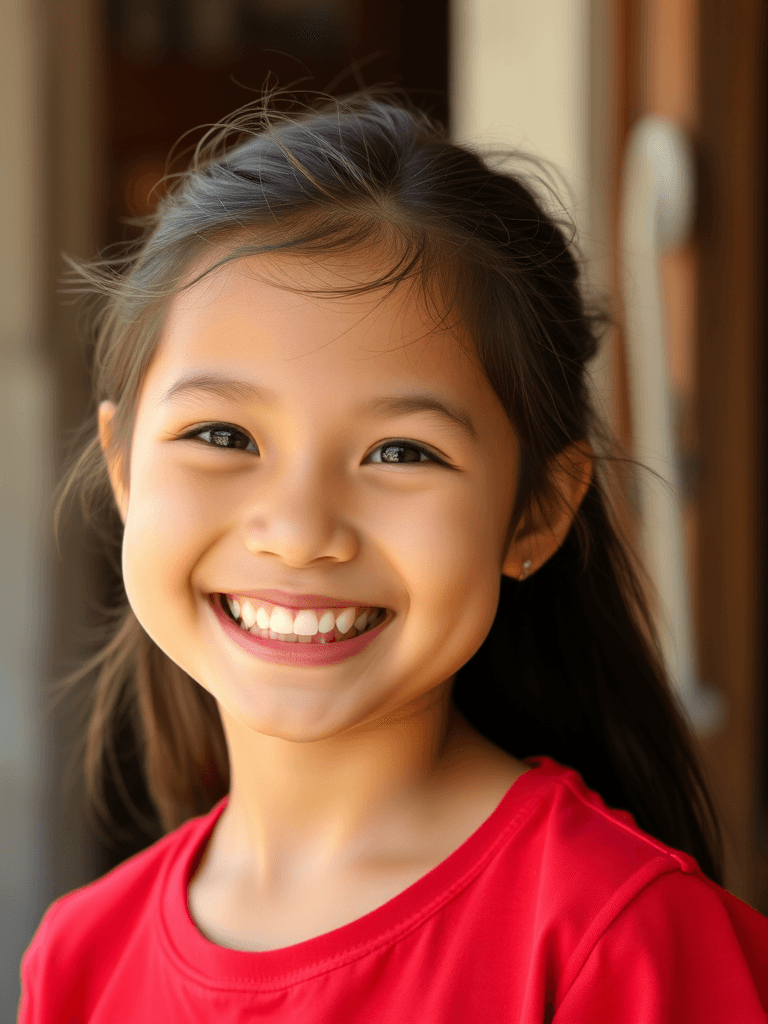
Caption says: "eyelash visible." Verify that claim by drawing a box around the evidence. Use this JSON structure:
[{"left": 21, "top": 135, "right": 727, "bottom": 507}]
[{"left": 177, "top": 422, "right": 448, "bottom": 467}]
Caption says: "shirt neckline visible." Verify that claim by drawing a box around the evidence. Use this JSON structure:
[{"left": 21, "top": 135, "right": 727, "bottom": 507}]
[{"left": 159, "top": 754, "right": 565, "bottom": 989}]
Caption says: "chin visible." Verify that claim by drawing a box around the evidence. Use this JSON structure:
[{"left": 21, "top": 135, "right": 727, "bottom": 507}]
[{"left": 219, "top": 689, "right": 371, "bottom": 744}]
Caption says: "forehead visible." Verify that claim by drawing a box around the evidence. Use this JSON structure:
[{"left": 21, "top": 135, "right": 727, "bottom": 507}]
[
  {"left": 141, "top": 250, "right": 512, "bottom": 442},
  {"left": 161, "top": 249, "right": 462, "bottom": 357}
]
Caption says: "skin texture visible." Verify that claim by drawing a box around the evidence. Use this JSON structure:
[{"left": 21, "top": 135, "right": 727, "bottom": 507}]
[{"left": 99, "top": 250, "right": 593, "bottom": 950}]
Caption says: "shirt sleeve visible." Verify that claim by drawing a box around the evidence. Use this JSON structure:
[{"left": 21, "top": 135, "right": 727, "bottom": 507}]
[
  {"left": 17, "top": 901, "right": 63, "bottom": 1024},
  {"left": 17, "top": 921, "right": 44, "bottom": 1023},
  {"left": 553, "top": 868, "right": 768, "bottom": 1023}
]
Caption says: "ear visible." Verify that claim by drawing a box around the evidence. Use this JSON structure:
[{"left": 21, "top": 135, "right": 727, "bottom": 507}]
[
  {"left": 98, "top": 400, "right": 129, "bottom": 525},
  {"left": 502, "top": 440, "right": 593, "bottom": 580}
]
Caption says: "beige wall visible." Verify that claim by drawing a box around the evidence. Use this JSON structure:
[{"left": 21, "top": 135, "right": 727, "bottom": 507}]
[
  {"left": 451, "top": 0, "right": 589, "bottom": 198},
  {"left": 450, "top": 0, "right": 618, "bottom": 445}
]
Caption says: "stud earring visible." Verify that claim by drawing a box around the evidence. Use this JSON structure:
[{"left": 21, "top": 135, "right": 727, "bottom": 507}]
[{"left": 519, "top": 559, "right": 533, "bottom": 581}]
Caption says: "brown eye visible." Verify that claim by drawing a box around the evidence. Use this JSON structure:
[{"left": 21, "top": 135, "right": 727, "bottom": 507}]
[
  {"left": 183, "top": 423, "right": 257, "bottom": 452},
  {"left": 180, "top": 426, "right": 447, "bottom": 466},
  {"left": 368, "top": 441, "right": 444, "bottom": 465}
]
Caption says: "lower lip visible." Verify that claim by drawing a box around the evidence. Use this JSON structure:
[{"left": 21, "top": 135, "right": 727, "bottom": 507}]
[{"left": 208, "top": 594, "right": 393, "bottom": 666}]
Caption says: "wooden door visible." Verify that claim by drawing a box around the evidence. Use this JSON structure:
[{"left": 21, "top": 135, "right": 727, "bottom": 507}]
[{"left": 608, "top": 0, "right": 767, "bottom": 912}]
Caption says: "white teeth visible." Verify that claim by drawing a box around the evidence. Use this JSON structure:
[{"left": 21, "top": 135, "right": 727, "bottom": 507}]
[
  {"left": 317, "top": 610, "right": 336, "bottom": 633},
  {"left": 269, "top": 630, "right": 297, "bottom": 642},
  {"left": 354, "top": 610, "right": 369, "bottom": 631},
  {"left": 334, "top": 607, "right": 356, "bottom": 634},
  {"left": 239, "top": 600, "right": 257, "bottom": 629},
  {"left": 293, "top": 609, "right": 319, "bottom": 636},
  {"left": 225, "top": 595, "right": 384, "bottom": 642},
  {"left": 269, "top": 607, "right": 294, "bottom": 634}
]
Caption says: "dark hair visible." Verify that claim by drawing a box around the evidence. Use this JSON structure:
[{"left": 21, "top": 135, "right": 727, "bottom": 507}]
[{"left": 50, "top": 86, "right": 725, "bottom": 886}]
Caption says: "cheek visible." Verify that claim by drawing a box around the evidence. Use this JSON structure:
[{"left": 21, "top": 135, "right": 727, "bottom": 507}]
[
  {"left": 388, "top": 494, "right": 502, "bottom": 643},
  {"left": 120, "top": 466, "right": 219, "bottom": 620}
]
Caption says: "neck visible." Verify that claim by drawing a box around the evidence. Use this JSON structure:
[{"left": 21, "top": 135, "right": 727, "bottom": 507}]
[{"left": 213, "top": 682, "right": 470, "bottom": 892}]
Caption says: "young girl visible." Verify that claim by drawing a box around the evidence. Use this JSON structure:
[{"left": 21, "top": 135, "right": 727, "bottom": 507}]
[{"left": 19, "top": 88, "right": 768, "bottom": 1022}]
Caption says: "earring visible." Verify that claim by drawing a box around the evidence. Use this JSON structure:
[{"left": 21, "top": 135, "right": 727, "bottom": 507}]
[{"left": 519, "top": 559, "right": 533, "bottom": 581}]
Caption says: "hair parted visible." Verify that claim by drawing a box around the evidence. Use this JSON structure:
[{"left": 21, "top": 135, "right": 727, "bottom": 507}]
[{"left": 49, "top": 84, "right": 724, "bottom": 885}]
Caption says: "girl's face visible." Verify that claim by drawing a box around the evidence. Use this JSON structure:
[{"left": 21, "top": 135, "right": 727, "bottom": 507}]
[{"left": 100, "top": 251, "right": 523, "bottom": 741}]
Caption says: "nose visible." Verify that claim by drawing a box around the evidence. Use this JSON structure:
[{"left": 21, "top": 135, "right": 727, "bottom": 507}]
[{"left": 242, "top": 462, "right": 358, "bottom": 567}]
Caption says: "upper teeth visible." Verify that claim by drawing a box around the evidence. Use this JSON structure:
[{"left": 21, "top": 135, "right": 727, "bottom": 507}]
[{"left": 226, "top": 596, "right": 379, "bottom": 636}]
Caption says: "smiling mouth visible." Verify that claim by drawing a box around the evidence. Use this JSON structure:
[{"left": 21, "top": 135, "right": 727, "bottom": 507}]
[{"left": 216, "top": 593, "right": 389, "bottom": 643}]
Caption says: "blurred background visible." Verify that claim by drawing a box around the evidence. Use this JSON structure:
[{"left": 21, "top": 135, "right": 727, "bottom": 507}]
[{"left": 1, "top": 0, "right": 765, "bottom": 1014}]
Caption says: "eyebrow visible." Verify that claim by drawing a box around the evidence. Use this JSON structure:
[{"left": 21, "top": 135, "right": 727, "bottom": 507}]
[{"left": 160, "top": 371, "right": 478, "bottom": 443}]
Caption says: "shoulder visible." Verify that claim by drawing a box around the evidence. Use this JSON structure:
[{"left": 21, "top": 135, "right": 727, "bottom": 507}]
[
  {"left": 514, "top": 760, "right": 768, "bottom": 1018},
  {"left": 512, "top": 756, "right": 704, "bottom": 897},
  {"left": 551, "top": 868, "right": 768, "bottom": 1019},
  {"left": 504, "top": 756, "right": 765, "bottom": 952},
  {"left": 21, "top": 802, "right": 221, "bottom": 977}
]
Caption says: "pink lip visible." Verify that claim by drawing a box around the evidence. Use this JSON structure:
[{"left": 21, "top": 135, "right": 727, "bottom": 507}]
[
  {"left": 209, "top": 593, "right": 392, "bottom": 666},
  {"left": 218, "top": 589, "right": 385, "bottom": 610}
]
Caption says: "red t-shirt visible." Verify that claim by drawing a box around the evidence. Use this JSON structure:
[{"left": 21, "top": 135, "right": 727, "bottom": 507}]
[{"left": 18, "top": 755, "right": 768, "bottom": 1022}]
